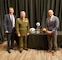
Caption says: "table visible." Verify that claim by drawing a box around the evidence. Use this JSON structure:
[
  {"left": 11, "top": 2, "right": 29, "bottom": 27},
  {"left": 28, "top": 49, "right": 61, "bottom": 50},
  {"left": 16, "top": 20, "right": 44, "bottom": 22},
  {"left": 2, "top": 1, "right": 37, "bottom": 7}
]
[{"left": 27, "top": 31, "right": 62, "bottom": 50}]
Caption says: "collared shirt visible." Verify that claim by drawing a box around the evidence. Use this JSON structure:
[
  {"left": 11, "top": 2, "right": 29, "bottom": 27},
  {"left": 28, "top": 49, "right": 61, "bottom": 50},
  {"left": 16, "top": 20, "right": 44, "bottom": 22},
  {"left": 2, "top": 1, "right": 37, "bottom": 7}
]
[
  {"left": 10, "top": 14, "right": 15, "bottom": 28},
  {"left": 50, "top": 15, "right": 54, "bottom": 21}
]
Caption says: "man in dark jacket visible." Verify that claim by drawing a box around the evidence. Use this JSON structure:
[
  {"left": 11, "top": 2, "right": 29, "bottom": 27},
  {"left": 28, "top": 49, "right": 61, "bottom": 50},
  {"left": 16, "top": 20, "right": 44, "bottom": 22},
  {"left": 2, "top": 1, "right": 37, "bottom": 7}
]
[{"left": 4, "top": 7, "right": 18, "bottom": 53}]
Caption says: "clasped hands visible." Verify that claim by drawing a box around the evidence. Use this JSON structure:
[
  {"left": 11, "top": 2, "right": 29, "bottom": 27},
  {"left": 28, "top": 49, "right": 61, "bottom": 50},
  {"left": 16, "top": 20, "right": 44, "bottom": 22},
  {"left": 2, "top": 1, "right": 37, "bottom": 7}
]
[{"left": 47, "top": 31, "right": 52, "bottom": 35}]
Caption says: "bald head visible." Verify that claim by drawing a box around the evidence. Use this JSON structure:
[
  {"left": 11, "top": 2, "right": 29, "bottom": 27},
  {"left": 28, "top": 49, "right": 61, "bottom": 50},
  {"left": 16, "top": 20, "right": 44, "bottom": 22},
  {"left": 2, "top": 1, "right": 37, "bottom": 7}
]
[
  {"left": 20, "top": 11, "right": 26, "bottom": 18},
  {"left": 48, "top": 10, "right": 54, "bottom": 16}
]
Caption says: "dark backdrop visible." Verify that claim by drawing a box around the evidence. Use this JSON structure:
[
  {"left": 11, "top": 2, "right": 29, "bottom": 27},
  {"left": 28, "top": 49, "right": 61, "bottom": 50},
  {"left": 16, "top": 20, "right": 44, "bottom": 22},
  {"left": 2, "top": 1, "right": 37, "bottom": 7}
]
[{"left": 0, "top": 0, "right": 62, "bottom": 40}]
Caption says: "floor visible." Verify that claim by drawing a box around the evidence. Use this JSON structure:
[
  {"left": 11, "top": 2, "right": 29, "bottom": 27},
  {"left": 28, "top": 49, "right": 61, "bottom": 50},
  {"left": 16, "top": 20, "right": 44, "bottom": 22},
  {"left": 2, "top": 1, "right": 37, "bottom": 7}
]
[{"left": 0, "top": 41, "right": 62, "bottom": 60}]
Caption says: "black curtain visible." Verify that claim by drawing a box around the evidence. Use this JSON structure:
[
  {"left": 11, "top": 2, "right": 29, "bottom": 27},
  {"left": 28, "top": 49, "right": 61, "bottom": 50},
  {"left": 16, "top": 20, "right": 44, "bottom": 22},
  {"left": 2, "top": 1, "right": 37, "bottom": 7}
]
[{"left": 0, "top": 0, "right": 62, "bottom": 40}]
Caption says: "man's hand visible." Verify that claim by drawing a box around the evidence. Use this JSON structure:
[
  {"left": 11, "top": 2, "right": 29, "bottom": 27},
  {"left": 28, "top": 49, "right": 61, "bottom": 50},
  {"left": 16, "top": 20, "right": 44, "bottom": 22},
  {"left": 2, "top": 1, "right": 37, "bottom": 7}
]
[
  {"left": 47, "top": 31, "right": 52, "bottom": 35},
  {"left": 5, "top": 31, "right": 9, "bottom": 33},
  {"left": 18, "top": 34, "right": 21, "bottom": 37},
  {"left": 27, "top": 33, "right": 29, "bottom": 36}
]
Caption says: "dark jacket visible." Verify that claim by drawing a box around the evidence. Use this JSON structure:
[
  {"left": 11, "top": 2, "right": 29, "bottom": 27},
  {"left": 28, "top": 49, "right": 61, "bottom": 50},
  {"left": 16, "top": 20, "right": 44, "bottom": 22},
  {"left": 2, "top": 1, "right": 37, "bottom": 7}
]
[{"left": 4, "top": 14, "right": 16, "bottom": 33}]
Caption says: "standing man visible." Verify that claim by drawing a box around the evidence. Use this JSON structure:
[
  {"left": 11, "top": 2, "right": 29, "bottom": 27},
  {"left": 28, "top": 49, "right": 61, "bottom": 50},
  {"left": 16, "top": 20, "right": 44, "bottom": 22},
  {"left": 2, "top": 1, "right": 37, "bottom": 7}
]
[
  {"left": 45, "top": 10, "right": 59, "bottom": 55},
  {"left": 4, "top": 7, "right": 18, "bottom": 53},
  {"left": 16, "top": 11, "right": 30, "bottom": 53}
]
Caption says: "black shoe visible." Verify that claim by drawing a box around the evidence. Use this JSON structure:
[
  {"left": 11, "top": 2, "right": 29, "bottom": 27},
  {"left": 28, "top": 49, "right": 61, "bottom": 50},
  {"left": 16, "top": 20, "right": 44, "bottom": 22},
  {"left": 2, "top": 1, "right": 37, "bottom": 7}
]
[
  {"left": 10, "top": 47, "right": 16, "bottom": 50},
  {"left": 20, "top": 51, "right": 22, "bottom": 53},
  {"left": 7, "top": 50, "right": 11, "bottom": 53}
]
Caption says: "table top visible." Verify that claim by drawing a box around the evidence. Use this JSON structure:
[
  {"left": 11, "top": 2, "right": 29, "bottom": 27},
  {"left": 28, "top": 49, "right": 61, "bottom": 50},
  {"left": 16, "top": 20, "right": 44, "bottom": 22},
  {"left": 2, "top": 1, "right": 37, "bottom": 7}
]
[
  {"left": 29, "top": 31, "right": 47, "bottom": 35},
  {"left": 29, "top": 31, "right": 62, "bottom": 35}
]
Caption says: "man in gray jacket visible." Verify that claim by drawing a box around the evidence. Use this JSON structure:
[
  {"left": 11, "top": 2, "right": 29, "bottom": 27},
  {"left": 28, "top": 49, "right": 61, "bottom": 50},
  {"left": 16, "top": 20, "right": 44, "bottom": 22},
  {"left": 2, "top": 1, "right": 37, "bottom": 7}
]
[{"left": 45, "top": 10, "right": 59, "bottom": 55}]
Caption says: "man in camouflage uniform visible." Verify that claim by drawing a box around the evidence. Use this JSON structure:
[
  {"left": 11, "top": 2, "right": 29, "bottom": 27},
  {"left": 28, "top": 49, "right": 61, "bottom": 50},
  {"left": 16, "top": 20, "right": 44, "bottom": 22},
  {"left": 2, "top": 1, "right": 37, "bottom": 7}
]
[{"left": 16, "top": 11, "right": 30, "bottom": 52}]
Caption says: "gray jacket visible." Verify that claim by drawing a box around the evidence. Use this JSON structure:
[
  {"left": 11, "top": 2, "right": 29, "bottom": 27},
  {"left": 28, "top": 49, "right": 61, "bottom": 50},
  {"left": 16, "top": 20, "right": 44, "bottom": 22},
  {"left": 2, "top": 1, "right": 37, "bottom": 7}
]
[{"left": 46, "top": 15, "right": 59, "bottom": 35}]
